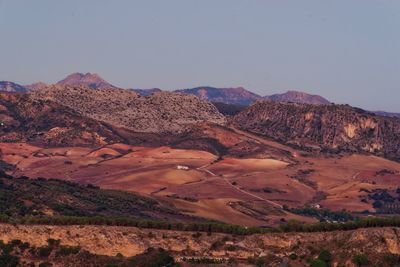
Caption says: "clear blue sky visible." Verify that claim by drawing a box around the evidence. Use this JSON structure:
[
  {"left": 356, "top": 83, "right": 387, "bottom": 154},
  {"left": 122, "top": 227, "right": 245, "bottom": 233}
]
[{"left": 0, "top": 0, "right": 399, "bottom": 111}]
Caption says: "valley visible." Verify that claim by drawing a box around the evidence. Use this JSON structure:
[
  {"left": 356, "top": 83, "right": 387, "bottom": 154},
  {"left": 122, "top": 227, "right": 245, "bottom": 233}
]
[{"left": 2, "top": 121, "right": 400, "bottom": 228}]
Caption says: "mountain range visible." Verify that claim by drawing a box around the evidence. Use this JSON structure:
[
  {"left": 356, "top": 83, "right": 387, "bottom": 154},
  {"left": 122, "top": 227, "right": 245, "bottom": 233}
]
[
  {"left": 1, "top": 71, "right": 398, "bottom": 118},
  {"left": 0, "top": 73, "right": 333, "bottom": 106}
]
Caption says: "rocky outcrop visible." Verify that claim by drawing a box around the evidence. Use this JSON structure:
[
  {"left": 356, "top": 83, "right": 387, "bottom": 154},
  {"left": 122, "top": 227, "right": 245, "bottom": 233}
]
[
  {"left": 233, "top": 101, "right": 400, "bottom": 161},
  {"left": 1, "top": 224, "right": 400, "bottom": 266},
  {"left": 32, "top": 85, "right": 226, "bottom": 133}
]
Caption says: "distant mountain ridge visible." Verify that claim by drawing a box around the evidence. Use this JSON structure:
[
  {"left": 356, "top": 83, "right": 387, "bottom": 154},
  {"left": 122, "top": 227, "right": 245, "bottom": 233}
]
[
  {"left": 0, "top": 81, "right": 28, "bottom": 93},
  {"left": 264, "top": 90, "right": 331, "bottom": 105},
  {"left": 174, "top": 86, "right": 261, "bottom": 105},
  {"left": 130, "top": 88, "right": 162, "bottom": 96},
  {"left": 56, "top": 72, "right": 117, "bottom": 89},
  {"left": 373, "top": 111, "right": 400, "bottom": 119},
  {"left": 24, "top": 82, "right": 48, "bottom": 91}
]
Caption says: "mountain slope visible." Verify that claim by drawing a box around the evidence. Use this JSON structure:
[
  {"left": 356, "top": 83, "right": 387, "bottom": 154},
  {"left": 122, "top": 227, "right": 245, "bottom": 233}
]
[
  {"left": 233, "top": 101, "right": 400, "bottom": 161},
  {"left": 175, "top": 86, "right": 261, "bottom": 105},
  {"left": 0, "top": 81, "right": 28, "bottom": 93},
  {"left": 57, "top": 72, "right": 117, "bottom": 89},
  {"left": 32, "top": 85, "right": 226, "bottom": 133},
  {"left": 0, "top": 92, "right": 126, "bottom": 146},
  {"left": 264, "top": 90, "right": 331, "bottom": 105},
  {"left": 0, "top": 171, "right": 200, "bottom": 222}
]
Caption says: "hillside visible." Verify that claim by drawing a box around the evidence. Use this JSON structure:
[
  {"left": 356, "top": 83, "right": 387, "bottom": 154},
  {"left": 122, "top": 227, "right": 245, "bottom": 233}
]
[
  {"left": 0, "top": 170, "right": 200, "bottom": 222},
  {"left": 56, "top": 72, "right": 117, "bottom": 89},
  {"left": 233, "top": 101, "right": 400, "bottom": 161},
  {"left": 0, "top": 81, "right": 27, "bottom": 93},
  {"left": 32, "top": 85, "right": 226, "bottom": 133},
  {"left": 175, "top": 86, "right": 261, "bottom": 105},
  {"left": 0, "top": 92, "right": 126, "bottom": 147},
  {"left": 264, "top": 90, "right": 331, "bottom": 105}
]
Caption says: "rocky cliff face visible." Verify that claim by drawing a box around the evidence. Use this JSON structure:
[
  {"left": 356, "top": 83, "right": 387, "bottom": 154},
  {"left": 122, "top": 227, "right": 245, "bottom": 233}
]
[
  {"left": 32, "top": 85, "right": 226, "bottom": 133},
  {"left": 233, "top": 101, "right": 400, "bottom": 161},
  {"left": 1, "top": 225, "right": 400, "bottom": 266}
]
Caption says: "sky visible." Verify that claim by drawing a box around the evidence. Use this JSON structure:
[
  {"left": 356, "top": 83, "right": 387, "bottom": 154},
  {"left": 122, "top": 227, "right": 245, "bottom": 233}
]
[{"left": 0, "top": 0, "right": 399, "bottom": 112}]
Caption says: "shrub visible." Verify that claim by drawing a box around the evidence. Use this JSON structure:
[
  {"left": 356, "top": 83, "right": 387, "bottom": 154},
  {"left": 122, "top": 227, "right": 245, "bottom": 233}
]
[
  {"left": 38, "top": 246, "right": 52, "bottom": 257},
  {"left": 47, "top": 238, "right": 60, "bottom": 247},
  {"left": 310, "top": 259, "right": 327, "bottom": 267},
  {"left": 352, "top": 253, "right": 369, "bottom": 266},
  {"left": 0, "top": 253, "right": 19, "bottom": 267},
  {"left": 289, "top": 253, "right": 298, "bottom": 260},
  {"left": 318, "top": 249, "right": 332, "bottom": 263},
  {"left": 56, "top": 245, "right": 81, "bottom": 256}
]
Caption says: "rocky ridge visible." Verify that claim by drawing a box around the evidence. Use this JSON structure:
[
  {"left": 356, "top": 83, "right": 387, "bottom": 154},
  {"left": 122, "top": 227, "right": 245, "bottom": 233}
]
[
  {"left": 32, "top": 85, "right": 226, "bottom": 133},
  {"left": 233, "top": 101, "right": 400, "bottom": 161}
]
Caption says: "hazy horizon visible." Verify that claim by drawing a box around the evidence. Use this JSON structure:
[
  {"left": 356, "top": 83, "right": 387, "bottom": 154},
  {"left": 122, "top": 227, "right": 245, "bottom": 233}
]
[{"left": 1, "top": 0, "right": 399, "bottom": 112}]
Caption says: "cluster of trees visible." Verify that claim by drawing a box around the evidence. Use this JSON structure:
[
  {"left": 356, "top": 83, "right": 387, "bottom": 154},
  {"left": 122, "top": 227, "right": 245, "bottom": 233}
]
[
  {"left": 5, "top": 214, "right": 400, "bottom": 235},
  {"left": 181, "top": 257, "right": 226, "bottom": 264},
  {"left": 287, "top": 206, "right": 354, "bottom": 222},
  {"left": 0, "top": 215, "right": 270, "bottom": 235},
  {"left": 278, "top": 217, "right": 400, "bottom": 233}
]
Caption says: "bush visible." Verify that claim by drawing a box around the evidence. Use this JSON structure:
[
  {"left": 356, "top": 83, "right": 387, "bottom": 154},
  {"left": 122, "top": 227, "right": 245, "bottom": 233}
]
[
  {"left": 353, "top": 253, "right": 369, "bottom": 266},
  {"left": 318, "top": 249, "right": 332, "bottom": 263},
  {"left": 56, "top": 245, "right": 81, "bottom": 256},
  {"left": 310, "top": 259, "right": 326, "bottom": 267},
  {"left": 129, "top": 248, "right": 175, "bottom": 267},
  {"left": 47, "top": 238, "right": 60, "bottom": 247},
  {"left": 38, "top": 246, "right": 52, "bottom": 257},
  {"left": 289, "top": 253, "right": 298, "bottom": 260},
  {"left": 0, "top": 253, "right": 19, "bottom": 267}
]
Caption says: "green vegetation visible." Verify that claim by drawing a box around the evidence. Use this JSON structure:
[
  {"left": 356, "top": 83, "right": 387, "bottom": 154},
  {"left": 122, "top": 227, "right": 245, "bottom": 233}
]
[
  {"left": 310, "top": 259, "right": 326, "bottom": 267},
  {"left": 352, "top": 253, "right": 369, "bottom": 266},
  {"left": 5, "top": 171, "right": 400, "bottom": 236},
  {"left": 317, "top": 249, "right": 332, "bottom": 263},
  {"left": 0, "top": 170, "right": 183, "bottom": 221},
  {"left": 129, "top": 248, "right": 176, "bottom": 267},
  {"left": 247, "top": 256, "right": 267, "bottom": 267},
  {"left": 287, "top": 206, "right": 354, "bottom": 222},
  {"left": 0, "top": 238, "right": 177, "bottom": 267},
  {"left": 182, "top": 257, "right": 226, "bottom": 264}
]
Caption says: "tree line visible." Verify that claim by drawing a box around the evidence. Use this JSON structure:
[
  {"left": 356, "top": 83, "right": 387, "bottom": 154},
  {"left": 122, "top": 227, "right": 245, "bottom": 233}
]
[{"left": 3, "top": 214, "right": 400, "bottom": 235}]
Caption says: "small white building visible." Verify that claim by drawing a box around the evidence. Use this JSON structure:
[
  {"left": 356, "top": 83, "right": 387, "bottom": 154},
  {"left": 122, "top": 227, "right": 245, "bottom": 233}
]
[{"left": 177, "top": 165, "right": 189, "bottom": 170}]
